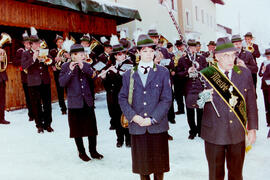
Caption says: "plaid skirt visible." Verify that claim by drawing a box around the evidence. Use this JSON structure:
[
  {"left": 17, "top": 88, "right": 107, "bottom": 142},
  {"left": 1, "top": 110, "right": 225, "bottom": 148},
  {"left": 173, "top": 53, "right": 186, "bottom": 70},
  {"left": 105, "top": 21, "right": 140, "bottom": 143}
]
[{"left": 131, "top": 131, "right": 169, "bottom": 175}]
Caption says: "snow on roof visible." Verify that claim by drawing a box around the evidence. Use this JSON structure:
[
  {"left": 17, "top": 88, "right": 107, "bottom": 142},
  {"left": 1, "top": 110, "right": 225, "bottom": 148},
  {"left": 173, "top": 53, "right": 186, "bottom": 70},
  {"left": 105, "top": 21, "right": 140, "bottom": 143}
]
[{"left": 90, "top": 0, "right": 137, "bottom": 11}]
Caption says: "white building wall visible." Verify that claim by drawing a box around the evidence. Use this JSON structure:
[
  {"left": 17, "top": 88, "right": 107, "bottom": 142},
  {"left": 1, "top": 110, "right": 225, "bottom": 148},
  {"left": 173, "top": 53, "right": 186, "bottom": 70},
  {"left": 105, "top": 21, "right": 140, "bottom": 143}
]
[
  {"left": 109, "top": 0, "right": 180, "bottom": 44},
  {"left": 181, "top": 0, "right": 218, "bottom": 51}
]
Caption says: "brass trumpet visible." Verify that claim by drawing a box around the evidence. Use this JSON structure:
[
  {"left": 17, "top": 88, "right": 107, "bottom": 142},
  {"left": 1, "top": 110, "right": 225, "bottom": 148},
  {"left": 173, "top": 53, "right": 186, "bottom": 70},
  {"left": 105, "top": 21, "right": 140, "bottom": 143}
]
[
  {"left": 246, "top": 44, "right": 254, "bottom": 53},
  {"left": 0, "top": 33, "right": 12, "bottom": 72},
  {"left": 37, "top": 41, "right": 53, "bottom": 66}
]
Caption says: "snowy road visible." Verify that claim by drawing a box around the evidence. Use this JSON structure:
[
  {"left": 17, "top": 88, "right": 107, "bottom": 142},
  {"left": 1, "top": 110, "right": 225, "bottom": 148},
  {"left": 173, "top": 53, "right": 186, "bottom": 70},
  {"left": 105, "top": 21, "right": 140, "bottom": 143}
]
[{"left": 0, "top": 82, "right": 269, "bottom": 180}]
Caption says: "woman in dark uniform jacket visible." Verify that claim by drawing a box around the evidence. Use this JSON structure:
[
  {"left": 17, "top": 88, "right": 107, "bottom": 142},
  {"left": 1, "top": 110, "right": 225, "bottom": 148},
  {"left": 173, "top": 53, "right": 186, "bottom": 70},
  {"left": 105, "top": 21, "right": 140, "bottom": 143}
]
[
  {"left": 119, "top": 34, "right": 172, "bottom": 180},
  {"left": 100, "top": 39, "right": 131, "bottom": 148},
  {"left": 59, "top": 44, "right": 103, "bottom": 162},
  {"left": 259, "top": 48, "right": 270, "bottom": 127}
]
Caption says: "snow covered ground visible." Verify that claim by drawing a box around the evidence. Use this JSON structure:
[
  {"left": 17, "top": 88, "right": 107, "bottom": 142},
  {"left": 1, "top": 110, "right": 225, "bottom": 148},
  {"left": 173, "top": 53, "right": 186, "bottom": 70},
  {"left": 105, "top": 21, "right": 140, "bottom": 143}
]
[{"left": 0, "top": 72, "right": 270, "bottom": 180}]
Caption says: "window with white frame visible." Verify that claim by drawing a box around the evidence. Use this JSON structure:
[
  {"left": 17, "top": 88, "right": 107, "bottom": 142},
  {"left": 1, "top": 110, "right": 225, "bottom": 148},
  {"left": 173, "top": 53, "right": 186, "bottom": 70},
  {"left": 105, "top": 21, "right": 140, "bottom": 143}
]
[
  {"left": 201, "top": 9, "right": 204, "bottom": 24},
  {"left": 195, "top": 6, "right": 199, "bottom": 21},
  {"left": 206, "top": 13, "right": 209, "bottom": 26},
  {"left": 185, "top": 9, "right": 192, "bottom": 27}
]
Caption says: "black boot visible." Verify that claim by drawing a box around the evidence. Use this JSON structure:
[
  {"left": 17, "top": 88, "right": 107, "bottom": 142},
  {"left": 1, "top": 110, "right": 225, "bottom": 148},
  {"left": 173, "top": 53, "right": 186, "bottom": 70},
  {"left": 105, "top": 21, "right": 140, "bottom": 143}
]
[
  {"left": 75, "top": 137, "right": 90, "bottom": 161},
  {"left": 116, "top": 141, "right": 123, "bottom": 148},
  {"left": 88, "top": 136, "right": 103, "bottom": 160},
  {"left": 79, "top": 152, "right": 91, "bottom": 162},
  {"left": 154, "top": 173, "right": 164, "bottom": 180},
  {"left": 140, "top": 174, "right": 150, "bottom": 180}
]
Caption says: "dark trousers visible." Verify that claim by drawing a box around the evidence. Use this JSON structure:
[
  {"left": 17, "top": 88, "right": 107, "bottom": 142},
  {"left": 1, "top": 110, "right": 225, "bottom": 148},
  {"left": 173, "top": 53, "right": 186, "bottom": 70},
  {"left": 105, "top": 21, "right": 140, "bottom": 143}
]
[
  {"left": 74, "top": 135, "right": 98, "bottom": 154},
  {"left": 0, "top": 81, "right": 6, "bottom": 121},
  {"left": 186, "top": 107, "right": 203, "bottom": 136},
  {"left": 106, "top": 91, "right": 114, "bottom": 127},
  {"left": 53, "top": 71, "right": 67, "bottom": 113},
  {"left": 140, "top": 173, "right": 164, "bottom": 180},
  {"left": 168, "top": 89, "right": 175, "bottom": 123},
  {"left": 114, "top": 107, "right": 130, "bottom": 144},
  {"left": 173, "top": 80, "right": 185, "bottom": 112},
  {"left": 205, "top": 141, "right": 245, "bottom": 180},
  {"left": 22, "top": 83, "right": 34, "bottom": 119},
  {"left": 252, "top": 73, "right": 257, "bottom": 89},
  {"left": 262, "top": 89, "right": 270, "bottom": 125},
  {"left": 28, "top": 84, "right": 52, "bottom": 129}
]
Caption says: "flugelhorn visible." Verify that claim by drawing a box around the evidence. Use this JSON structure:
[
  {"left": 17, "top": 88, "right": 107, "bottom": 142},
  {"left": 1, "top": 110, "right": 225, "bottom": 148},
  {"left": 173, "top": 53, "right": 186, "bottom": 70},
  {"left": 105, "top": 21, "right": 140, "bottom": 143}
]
[
  {"left": 0, "top": 33, "right": 12, "bottom": 72},
  {"left": 38, "top": 40, "right": 53, "bottom": 65}
]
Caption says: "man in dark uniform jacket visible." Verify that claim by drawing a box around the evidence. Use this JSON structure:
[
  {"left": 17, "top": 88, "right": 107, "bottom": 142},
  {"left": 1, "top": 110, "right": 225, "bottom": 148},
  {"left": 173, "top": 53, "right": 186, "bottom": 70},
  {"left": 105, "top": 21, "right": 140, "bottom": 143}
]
[
  {"left": 196, "top": 41, "right": 204, "bottom": 55},
  {"left": 21, "top": 27, "right": 53, "bottom": 133},
  {"left": 98, "top": 37, "right": 112, "bottom": 64},
  {"left": 203, "top": 41, "right": 216, "bottom": 65},
  {"left": 174, "top": 40, "right": 186, "bottom": 114},
  {"left": 98, "top": 37, "right": 115, "bottom": 130},
  {"left": 13, "top": 31, "right": 34, "bottom": 121},
  {"left": 0, "top": 47, "right": 10, "bottom": 125},
  {"left": 49, "top": 34, "right": 67, "bottom": 114},
  {"left": 176, "top": 39, "right": 207, "bottom": 139},
  {"left": 232, "top": 34, "right": 258, "bottom": 82},
  {"left": 80, "top": 34, "right": 97, "bottom": 102},
  {"left": 244, "top": 32, "right": 260, "bottom": 89},
  {"left": 196, "top": 37, "right": 258, "bottom": 180}
]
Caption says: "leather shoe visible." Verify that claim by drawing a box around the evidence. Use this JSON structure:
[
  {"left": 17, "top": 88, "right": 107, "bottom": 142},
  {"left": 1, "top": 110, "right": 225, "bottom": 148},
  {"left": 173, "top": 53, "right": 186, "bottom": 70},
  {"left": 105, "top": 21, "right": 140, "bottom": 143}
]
[
  {"left": 116, "top": 141, "right": 123, "bottom": 148},
  {"left": 0, "top": 120, "right": 10, "bottom": 124},
  {"left": 169, "top": 119, "right": 176, "bottom": 124},
  {"left": 168, "top": 134, "right": 173, "bottom": 141},
  {"left": 188, "top": 134, "right": 195, "bottom": 140},
  {"left": 45, "top": 126, "right": 54, "bottom": 132},
  {"left": 175, "top": 110, "right": 185, "bottom": 115},
  {"left": 79, "top": 152, "right": 91, "bottom": 162},
  {"left": 126, "top": 141, "right": 131, "bottom": 147},
  {"left": 90, "top": 151, "right": 104, "bottom": 160},
  {"left": 109, "top": 125, "right": 116, "bottom": 130},
  {"left": 37, "top": 127, "right": 44, "bottom": 133}
]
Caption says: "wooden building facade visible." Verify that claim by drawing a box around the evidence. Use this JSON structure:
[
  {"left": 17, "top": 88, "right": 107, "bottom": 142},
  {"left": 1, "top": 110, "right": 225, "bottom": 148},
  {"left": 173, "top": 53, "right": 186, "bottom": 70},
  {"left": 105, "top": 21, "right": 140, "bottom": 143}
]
[{"left": 0, "top": 0, "right": 140, "bottom": 110}]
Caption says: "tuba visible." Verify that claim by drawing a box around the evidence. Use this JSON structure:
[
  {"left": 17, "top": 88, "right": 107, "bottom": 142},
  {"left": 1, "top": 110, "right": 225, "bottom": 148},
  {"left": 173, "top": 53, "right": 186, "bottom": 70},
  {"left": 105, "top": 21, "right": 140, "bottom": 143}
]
[
  {"left": 89, "top": 37, "right": 101, "bottom": 52},
  {"left": 0, "top": 33, "right": 12, "bottom": 72},
  {"left": 55, "top": 49, "right": 68, "bottom": 70},
  {"left": 55, "top": 37, "right": 75, "bottom": 69}
]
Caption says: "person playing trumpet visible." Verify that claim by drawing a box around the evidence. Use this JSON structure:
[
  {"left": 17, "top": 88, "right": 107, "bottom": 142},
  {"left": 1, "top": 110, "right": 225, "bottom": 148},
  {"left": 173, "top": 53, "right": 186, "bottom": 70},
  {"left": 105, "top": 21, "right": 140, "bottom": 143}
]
[
  {"left": 21, "top": 27, "right": 53, "bottom": 133},
  {"left": 244, "top": 32, "right": 260, "bottom": 89},
  {"left": 13, "top": 31, "right": 34, "bottom": 122},
  {"left": 49, "top": 34, "right": 67, "bottom": 115},
  {"left": 80, "top": 34, "right": 96, "bottom": 101},
  {"left": 59, "top": 44, "right": 103, "bottom": 162}
]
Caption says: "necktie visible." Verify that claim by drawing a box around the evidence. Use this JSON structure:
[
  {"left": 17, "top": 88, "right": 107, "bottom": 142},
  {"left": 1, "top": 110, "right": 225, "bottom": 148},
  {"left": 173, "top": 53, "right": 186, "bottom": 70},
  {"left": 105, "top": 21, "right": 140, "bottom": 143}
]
[
  {"left": 141, "top": 66, "right": 150, "bottom": 74},
  {"left": 225, "top": 71, "right": 229, "bottom": 79}
]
